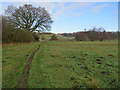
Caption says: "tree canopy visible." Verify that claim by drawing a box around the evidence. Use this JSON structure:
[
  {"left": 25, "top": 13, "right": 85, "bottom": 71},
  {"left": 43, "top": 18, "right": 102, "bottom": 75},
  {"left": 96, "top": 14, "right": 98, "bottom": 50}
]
[{"left": 5, "top": 4, "right": 53, "bottom": 32}]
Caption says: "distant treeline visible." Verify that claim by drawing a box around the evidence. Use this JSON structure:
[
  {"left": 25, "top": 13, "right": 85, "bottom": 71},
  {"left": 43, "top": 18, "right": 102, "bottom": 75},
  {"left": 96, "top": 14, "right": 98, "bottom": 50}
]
[
  {"left": 60, "top": 27, "right": 118, "bottom": 41},
  {"left": 59, "top": 33, "right": 76, "bottom": 37},
  {"left": 39, "top": 32, "right": 53, "bottom": 35}
]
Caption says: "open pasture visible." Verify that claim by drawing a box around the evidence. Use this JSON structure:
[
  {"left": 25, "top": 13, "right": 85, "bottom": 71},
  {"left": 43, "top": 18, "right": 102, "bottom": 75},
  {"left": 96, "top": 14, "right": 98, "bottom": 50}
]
[{"left": 2, "top": 41, "right": 119, "bottom": 88}]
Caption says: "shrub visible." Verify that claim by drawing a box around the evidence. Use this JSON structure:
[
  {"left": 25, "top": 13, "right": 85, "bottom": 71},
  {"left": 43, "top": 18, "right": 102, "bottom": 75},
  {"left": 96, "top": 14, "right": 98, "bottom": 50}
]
[
  {"left": 33, "top": 32, "right": 40, "bottom": 41},
  {"left": 41, "top": 36, "right": 45, "bottom": 40},
  {"left": 2, "top": 29, "right": 35, "bottom": 43},
  {"left": 50, "top": 34, "right": 58, "bottom": 41},
  {"left": 2, "top": 16, "right": 14, "bottom": 43},
  {"left": 2, "top": 16, "right": 35, "bottom": 43},
  {"left": 87, "top": 31, "right": 99, "bottom": 41},
  {"left": 75, "top": 27, "right": 118, "bottom": 41},
  {"left": 75, "top": 33, "right": 88, "bottom": 41},
  {"left": 13, "top": 30, "right": 34, "bottom": 43}
]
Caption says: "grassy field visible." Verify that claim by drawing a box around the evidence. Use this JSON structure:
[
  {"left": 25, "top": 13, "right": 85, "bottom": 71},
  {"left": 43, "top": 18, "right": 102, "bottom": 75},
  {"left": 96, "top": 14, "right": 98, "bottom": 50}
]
[
  {"left": 2, "top": 41, "right": 119, "bottom": 88},
  {"left": 39, "top": 34, "right": 75, "bottom": 41},
  {"left": 2, "top": 42, "right": 41, "bottom": 88}
]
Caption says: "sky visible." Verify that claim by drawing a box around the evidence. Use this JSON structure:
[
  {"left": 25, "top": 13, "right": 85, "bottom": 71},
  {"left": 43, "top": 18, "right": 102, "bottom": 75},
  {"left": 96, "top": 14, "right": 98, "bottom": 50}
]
[{"left": 0, "top": 1, "right": 118, "bottom": 34}]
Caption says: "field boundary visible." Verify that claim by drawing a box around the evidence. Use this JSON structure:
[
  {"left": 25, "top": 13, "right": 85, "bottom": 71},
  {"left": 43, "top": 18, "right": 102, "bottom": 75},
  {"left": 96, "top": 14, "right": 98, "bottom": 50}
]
[{"left": 16, "top": 45, "right": 40, "bottom": 88}]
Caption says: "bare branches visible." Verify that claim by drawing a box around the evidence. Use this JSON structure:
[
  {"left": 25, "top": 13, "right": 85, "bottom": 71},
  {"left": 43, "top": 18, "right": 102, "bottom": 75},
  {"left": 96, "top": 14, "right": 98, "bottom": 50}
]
[{"left": 5, "top": 4, "right": 53, "bottom": 32}]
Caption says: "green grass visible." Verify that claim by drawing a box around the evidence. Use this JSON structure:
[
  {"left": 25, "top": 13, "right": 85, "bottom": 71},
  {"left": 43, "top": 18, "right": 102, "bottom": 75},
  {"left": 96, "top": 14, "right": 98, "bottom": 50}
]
[
  {"left": 28, "top": 41, "right": 119, "bottom": 88},
  {"left": 2, "top": 41, "right": 119, "bottom": 88},
  {"left": 39, "top": 34, "right": 75, "bottom": 41},
  {"left": 2, "top": 42, "right": 41, "bottom": 88}
]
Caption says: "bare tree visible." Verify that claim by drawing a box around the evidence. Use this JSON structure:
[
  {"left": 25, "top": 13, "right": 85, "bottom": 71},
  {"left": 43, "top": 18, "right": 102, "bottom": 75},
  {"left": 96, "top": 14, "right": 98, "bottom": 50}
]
[{"left": 5, "top": 4, "right": 53, "bottom": 32}]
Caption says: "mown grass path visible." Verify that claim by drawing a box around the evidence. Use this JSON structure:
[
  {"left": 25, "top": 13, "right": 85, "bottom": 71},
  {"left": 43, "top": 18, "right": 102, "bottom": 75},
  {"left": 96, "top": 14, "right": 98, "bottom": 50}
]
[{"left": 16, "top": 45, "right": 40, "bottom": 88}]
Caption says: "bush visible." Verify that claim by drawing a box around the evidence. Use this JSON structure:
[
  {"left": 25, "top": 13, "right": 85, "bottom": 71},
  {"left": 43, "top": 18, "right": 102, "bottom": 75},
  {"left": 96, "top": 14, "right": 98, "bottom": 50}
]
[
  {"left": 2, "top": 16, "right": 14, "bottom": 43},
  {"left": 33, "top": 32, "right": 40, "bottom": 41},
  {"left": 2, "top": 16, "right": 35, "bottom": 43},
  {"left": 87, "top": 31, "right": 99, "bottom": 41},
  {"left": 2, "top": 29, "right": 14, "bottom": 43},
  {"left": 2, "top": 29, "right": 34, "bottom": 43},
  {"left": 50, "top": 34, "right": 58, "bottom": 41},
  {"left": 75, "top": 27, "right": 118, "bottom": 41},
  {"left": 75, "top": 33, "right": 88, "bottom": 41},
  {"left": 13, "top": 30, "right": 34, "bottom": 43},
  {"left": 41, "top": 36, "right": 45, "bottom": 40}
]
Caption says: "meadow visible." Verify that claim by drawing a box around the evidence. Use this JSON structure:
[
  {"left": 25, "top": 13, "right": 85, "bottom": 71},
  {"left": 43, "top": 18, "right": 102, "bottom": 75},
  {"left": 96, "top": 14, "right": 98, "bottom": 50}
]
[
  {"left": 39, "top": 34, "right": 74, "bottom": 41},
  {"left": 2, "top": 41, "right": 119, "bottom": 88}
]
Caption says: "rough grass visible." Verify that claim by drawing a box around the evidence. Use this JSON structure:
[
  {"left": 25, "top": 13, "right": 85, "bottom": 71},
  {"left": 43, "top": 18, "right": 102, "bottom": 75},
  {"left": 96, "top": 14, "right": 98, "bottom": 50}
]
[
  {"left": 27, "top": 41, "right": 119, "bottom": 88},
  {"left": 2, "top": 42, "right": 41, "bottom": 88},
  {"left": 2, "top": 41, "right": 119, "bottom": 88}
]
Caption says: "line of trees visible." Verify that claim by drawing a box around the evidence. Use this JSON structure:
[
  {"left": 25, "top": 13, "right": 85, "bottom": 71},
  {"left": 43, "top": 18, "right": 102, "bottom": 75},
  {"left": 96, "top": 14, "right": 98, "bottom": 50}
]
[
  {"left": 2, "top": 4, "right": 118, "bottom": 43},
  {"left": 2, "top": 4, "right": 53, "bottom": 43},
  {"left": 75, "top": 27, "right": 118, "bottom": 41}
]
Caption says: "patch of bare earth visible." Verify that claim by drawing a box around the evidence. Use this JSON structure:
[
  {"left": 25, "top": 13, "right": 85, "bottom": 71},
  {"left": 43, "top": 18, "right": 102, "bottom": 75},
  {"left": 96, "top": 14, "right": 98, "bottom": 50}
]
[{"left": 16, "top": 45, "right": 40, "bottom": 88}]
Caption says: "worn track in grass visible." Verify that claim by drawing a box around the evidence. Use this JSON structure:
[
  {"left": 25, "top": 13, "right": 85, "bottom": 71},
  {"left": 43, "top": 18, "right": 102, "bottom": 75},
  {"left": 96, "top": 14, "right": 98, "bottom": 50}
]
[{"left": 16, "top": 45, "right": 40, "bottom": 88}]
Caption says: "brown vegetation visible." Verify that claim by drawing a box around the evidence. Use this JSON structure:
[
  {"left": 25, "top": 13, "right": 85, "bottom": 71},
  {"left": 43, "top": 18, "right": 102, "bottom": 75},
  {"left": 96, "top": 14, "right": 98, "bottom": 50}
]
[{"left": 75, "top": 27, "right": 118, "bottom": 41}]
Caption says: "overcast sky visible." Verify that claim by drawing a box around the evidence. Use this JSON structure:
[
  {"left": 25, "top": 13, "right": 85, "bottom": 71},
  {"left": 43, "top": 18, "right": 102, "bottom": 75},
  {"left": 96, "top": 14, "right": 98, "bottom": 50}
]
[{"left": 1, "top": 1, "right": 118, "bottom": 33}]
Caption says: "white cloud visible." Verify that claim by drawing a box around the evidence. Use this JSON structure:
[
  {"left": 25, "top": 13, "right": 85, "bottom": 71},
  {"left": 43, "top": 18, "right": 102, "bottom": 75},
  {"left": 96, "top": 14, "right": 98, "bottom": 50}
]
[
  {"left": 65, "top": 2, "right": 93, "bottom": 10},
  {"left": 32, "top": 2, "right": 56, "bottom": 15},
  {"left": 2, "top": 2, "right": 56, "bottom": 15},
  {"left": 57, "top": 2, "right": 65, "bottom": 9},
  {"left": 1, "top": 2, "right": 110, "bottom": 20},
  {"left": 5, "top": 2, "right": 94, "bottom": 20},
  {"left": 90, "top": 4, "right": 108, "bottom": 13},
  {"left": 52, "top": 2, "right": 94, "bottom": 20},
  {"left": 65, "top": 12, "right": 83, "bottom": 18},
  {"left": 52, "top": 10, "right": 63, "bottom": 20}
]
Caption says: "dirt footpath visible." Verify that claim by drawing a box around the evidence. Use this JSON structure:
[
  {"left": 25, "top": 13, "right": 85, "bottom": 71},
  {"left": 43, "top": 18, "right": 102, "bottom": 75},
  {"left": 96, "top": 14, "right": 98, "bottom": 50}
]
[{"left": 16, "top": 45, "right": 40, "bottom": 88}]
